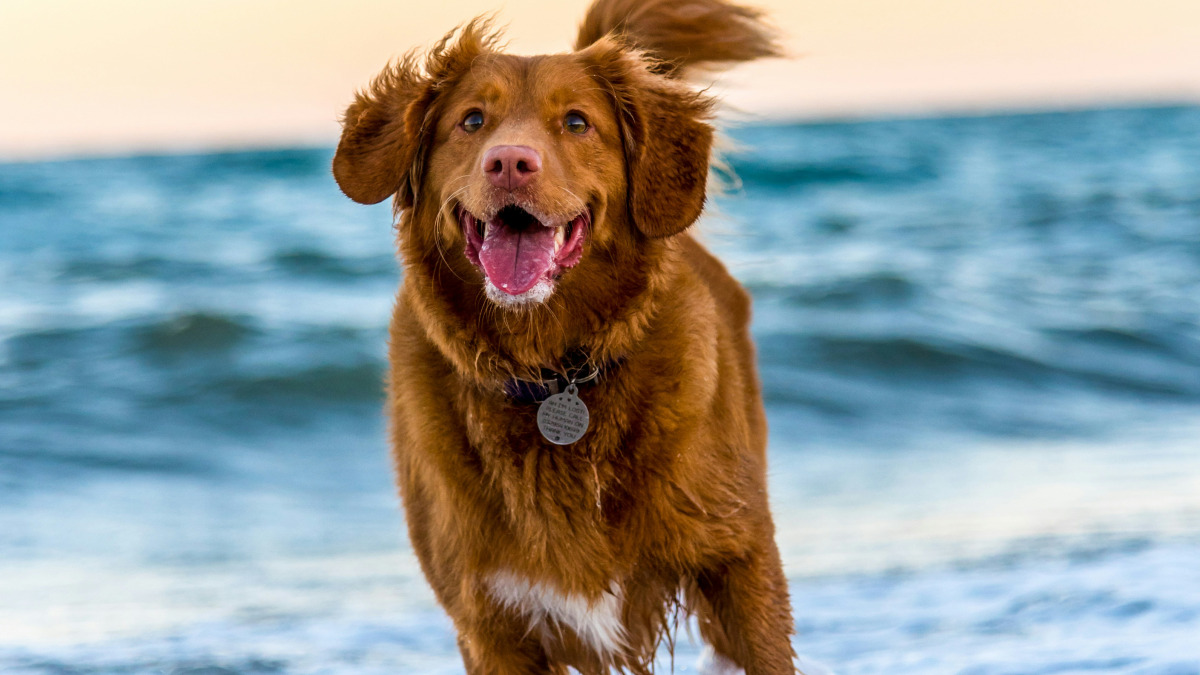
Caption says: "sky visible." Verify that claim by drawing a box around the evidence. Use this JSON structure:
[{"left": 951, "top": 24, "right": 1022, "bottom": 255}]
[{"left": 1, "top": 0, "right": 1199, "bottom": 159}]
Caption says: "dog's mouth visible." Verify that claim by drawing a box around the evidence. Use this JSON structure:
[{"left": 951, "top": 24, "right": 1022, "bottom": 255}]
[{"left": 458, "top": 204, "right": 589, "bottom": 297}]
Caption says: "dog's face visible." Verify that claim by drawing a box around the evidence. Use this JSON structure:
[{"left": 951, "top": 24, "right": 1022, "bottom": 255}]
[
  {"left": 333, "top": 25, "right": 715, "bottom": 310},
  {"left": 427, "top": 54, "right": 626, "bottom": 305}
]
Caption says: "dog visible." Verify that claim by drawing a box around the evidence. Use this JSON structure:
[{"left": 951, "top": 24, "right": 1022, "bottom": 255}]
[{"left": 333, "top": 0, "right": 795, "bottom": 672}]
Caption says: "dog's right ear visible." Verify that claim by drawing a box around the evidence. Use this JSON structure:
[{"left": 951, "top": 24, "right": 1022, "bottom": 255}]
[
  {"left": 333, "top": 56, "right": 432, "bottom": 207},
  {"left": 334, "top": 19, "right": 500, "bottom": 207}
]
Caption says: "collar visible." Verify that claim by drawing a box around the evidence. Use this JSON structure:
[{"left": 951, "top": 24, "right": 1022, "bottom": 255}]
[{"left": 502, "top": 352, "right": 613, "bottom": 404}]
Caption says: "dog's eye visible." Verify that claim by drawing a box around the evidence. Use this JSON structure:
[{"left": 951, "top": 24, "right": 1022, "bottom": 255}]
[
  {"left": 564, "top": 112, "right": 589, "bottom": 135},
  {"left": 462, "top": 111, "right": 484, "bottom": 133}
]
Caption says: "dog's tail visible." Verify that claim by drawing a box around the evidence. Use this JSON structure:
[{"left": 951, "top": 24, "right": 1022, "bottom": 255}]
[{"left": 574, "top": 0, "right": 781, "bottom": 77}]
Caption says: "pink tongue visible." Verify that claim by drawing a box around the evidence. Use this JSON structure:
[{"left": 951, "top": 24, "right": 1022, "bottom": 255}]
[{"left": 478, "top": 222, "right": 557, "bottom": 295}]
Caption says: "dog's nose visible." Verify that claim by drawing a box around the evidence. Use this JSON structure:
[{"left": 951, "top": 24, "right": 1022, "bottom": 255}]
[{"left": 482, "top": 145, "right": 541, "bottom": 191}]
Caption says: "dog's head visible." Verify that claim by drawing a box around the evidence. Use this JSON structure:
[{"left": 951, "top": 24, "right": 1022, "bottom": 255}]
[
  {"left": 335, "top": 26, "right": 714, "bottom": 309},
  {"left": 334, "top": 0, "right": 776, "bottom": 314}
]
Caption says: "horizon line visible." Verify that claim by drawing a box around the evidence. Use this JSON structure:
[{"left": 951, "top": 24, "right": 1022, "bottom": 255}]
[{"left": 3, "top": 97, "right": 1196, "bottom": 166}]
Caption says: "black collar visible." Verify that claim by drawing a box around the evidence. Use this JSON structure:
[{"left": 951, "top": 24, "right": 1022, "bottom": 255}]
[{"left": 502, "top": 351, "right": 613, "bottom": 404}]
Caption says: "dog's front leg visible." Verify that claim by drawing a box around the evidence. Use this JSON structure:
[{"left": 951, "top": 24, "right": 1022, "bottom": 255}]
[
  {"left": 455, "top": 612, "right": 567, "bottom": 675},
  {"left": 694, "top": 540, "right": 797, "bottom": 675}
]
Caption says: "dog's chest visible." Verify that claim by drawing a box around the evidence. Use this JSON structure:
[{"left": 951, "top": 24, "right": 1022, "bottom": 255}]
[{"left": 485, "top": 570, "right": 625, "bottom": 656}]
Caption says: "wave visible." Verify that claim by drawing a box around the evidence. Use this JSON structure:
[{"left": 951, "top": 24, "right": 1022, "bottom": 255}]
[
  {"left": 272, "top": 249, "right": 396, "bottom": 279},
  {"left": 220, "top": 362, "right": 384, "bottom": 404},
  {"left": 759, "top": 328, "right": 1200, "bottom": 397},
  {"left": 729, "top": 156, "right": 937, "bottom": 190},
  {"left": 3, "top": 302, "right": 1197, "bottom": 443},
  {"left": 0, "top": 445, "right": 215, "bottom": 477},
  {"left": 59, "top": 256, "right": 219, "bottom": 283},
  {"left": 749, "top": 273, "right": 919, "bottom": 309},
  {"left": 134, "top": 313, "right": 257, "bottom": 355}
]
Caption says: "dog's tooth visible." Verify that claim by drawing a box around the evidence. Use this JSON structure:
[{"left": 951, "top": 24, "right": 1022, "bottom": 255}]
[{"left": 555, "top": 227, "right": 565, "bottom": 251}]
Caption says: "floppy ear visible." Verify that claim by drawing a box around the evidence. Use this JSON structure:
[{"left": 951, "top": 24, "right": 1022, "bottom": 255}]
[
  {"left": 581, "top": 40, "right": 715, "bottom": 238},
  {"left": 333, "top": 19, "right": 500, "bottom": 207},
  {"left": 333, "top": 56, "right": 432, "bottom": 206},
  {"left": 623, "top": 79, "right": 715, "bottom": 238}
]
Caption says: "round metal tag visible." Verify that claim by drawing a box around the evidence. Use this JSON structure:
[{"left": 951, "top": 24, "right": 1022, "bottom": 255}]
[{"left": 537, "top": 384, "right": 589, "bottom": 445}]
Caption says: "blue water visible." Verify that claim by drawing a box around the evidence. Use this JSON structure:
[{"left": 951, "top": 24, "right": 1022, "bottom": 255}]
[{"left": 2, "top": 105, "right": 1200, "bottom": 674}]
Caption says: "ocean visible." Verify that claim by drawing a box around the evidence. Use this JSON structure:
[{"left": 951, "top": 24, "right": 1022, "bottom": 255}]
[{"left": 2, "top": 105, "right": 1199, "bottom": 674}]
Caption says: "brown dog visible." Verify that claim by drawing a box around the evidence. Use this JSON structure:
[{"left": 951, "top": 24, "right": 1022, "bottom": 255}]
[{"left": 333, "top": 0, "right": 795, "bottom": 672}]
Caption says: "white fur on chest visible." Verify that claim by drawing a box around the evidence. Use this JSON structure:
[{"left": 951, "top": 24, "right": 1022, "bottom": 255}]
[{"left": 486, "top": 570, "right": 626, "bottom": 655}]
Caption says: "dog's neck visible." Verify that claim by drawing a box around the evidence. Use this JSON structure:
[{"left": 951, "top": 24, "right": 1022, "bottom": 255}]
[{"left": 501, "top": 349, "right": 623, "bottom": 403}]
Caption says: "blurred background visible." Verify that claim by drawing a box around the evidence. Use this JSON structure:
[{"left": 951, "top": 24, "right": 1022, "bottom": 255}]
[{"left": 2, "top": 1, "right": 1199, "bottom": 673}]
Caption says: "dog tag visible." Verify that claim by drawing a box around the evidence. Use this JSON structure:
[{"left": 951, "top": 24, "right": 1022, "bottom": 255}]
[{"left": 537, "top": 383, "right": 589, "bottom": 445}]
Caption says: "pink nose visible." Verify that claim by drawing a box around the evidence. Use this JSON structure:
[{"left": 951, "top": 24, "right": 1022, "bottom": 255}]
[{"left": 482, "top": 145, "right": 541, "bottom": 191}]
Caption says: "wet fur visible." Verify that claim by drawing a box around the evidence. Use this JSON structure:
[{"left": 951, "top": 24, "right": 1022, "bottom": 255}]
[{"left": 333, "top": 0, "right": 794, "bottom": 672}]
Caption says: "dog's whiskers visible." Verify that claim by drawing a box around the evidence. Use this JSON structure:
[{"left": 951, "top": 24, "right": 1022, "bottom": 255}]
[{"left": 428, "top": 176, "right": 473, "bottom": 283}]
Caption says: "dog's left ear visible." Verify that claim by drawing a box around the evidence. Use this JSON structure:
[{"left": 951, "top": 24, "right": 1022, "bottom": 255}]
[
  {"left": 581, "top": 42, "right": 715, "bottom": 239},
  {"left": 624, "top": 79, "right": 715, "bottom": 238}
]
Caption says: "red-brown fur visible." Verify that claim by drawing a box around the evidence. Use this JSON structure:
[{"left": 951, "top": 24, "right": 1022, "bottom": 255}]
[{"left": 333, "top": 1, "right": 793, "bottom": 672}]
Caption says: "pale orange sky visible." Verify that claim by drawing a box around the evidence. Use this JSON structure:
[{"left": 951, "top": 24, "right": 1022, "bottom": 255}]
[{"left": 2, "top": 0, "right": 1199, "bottom": 159}]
